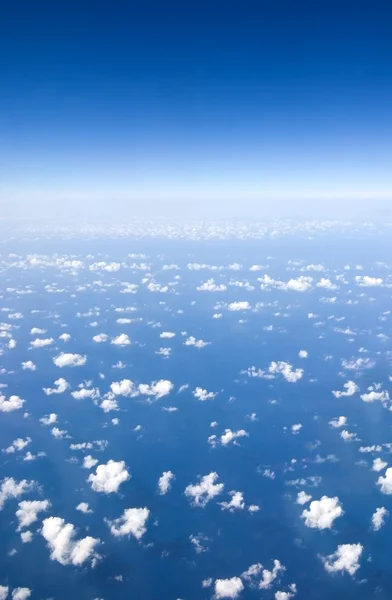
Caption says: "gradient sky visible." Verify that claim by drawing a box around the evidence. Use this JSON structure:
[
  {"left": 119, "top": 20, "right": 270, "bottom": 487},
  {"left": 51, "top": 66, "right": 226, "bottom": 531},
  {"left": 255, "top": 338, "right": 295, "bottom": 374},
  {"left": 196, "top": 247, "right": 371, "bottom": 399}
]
[{"left": 1, "top": 0, "right": 392, "bottom": 220}]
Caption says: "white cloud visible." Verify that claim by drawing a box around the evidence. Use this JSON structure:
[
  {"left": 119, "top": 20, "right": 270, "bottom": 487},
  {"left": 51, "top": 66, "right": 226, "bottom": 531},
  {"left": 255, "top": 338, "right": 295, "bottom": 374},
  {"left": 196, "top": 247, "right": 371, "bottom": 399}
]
[
  {"left": 340, "top": 430, "right": 358, "bottom": 442},
  {"left": 228, "top": 301, "right": 250, "bottom": 311},
  {"left": 59, "top": 333, "right": 71, "bottom": 342},
  {"left": 197, "top": 279, "right": 227, "bottom": 292},
  {"left": 76, "top": 502, "right": 93, "bottom": 514},
  {"left": 88, "top": 460, "right": 130, "bottom": 494},
  {"left": 296, "top": 491, "right": 312, "bottom": 505},
  {"left": 248, "top": 504, "right": 260, "bottom": 513},
  {"left": 360, "top": 387, "right": 390, "bottom": 403},
  {"left": 259, "top": 560, "right": 285, "bottom": 589},
  {"left": 301, "top": 496, "right": 343, "bottom": 529},
  {"left": 41, "top": 516, "right": 100, "bottom": 566},
  {"left": 332, "top": 381, "right": 358, "bottom": 398},
  {"left": 110, "top": 379, "right": 135, "bottom": 396},
  {"left": 20, "top": 531, "right": 33, "bottom": 543},
  {"left": 40, "top": 413, "right": 58, "bottom": 426},
  {"left": 193, "top": 387, "right": 216, "bottom": 401},
  {"left": 138, "top": 380, "right": 173, "bottom": 399},
  {"left": 111, "top": 334, "right": 131, "bottom": 346},
  {"left": 0, "top": 587, "right": 8, "bottom": 600},
  {"left": 16, "top": 499, "right": 50, "bottom": 529},
  {"left": 51, "top": 427, "right": 68, "bottom": 439},
  {"left": 185, "top": 472, "right": 224, "bottom": 507},
  {"left": 0, "top": 477, "right": 35, "bottom": 510},
  {"left": 184, "top": 336, "right": 210, "bottom": 348},
  {"left": 298, "top": 350, "right": 308, "bottom": 358},
  {"left": 316, "top": 278, "right": 337, "bottom": 290},
  {"left": 268, "top": 361, "right": 303, "bottom": 383},
  {"left": 372, "top": 458, "right": 387, "bottom": 472},
  {"left": 220, "top": 491, "right": 245, "bottom": 511},
  {"left": 53, "top": 353, "right": 87, "bottom": 368},
  {"left": 71, "top": 387, "right": 99, "bottom": 400},
  {"left": 21, "top": 361, "right": 36, "bottom": 371},
  {"left": 158, "top": 471, "right": 175, "bottom": 495},
  {"left": 355, "top": 275, "right": 383, "bottom": 287},
  {"left": 100, "top": 398, "right": 119, "bottom": 412},
  {"left": 371, "top": 507, "right": 388, "bottom": 531},
  {"left": 30, "top": 327, "right": 46, "bottom": 335},
  {"left": 83, "top": 455, "right": 99, "bottom": 469},
  {"left": 322, "top": 543, "right": 363, "bottom": 576},
  {"left": 220, "top": 429, "right": 248, "bottom": 446},
  {"left": 4, "top": 437, "right": 31, "bottom": 454},
  {"left": 30, "top": 337, "right": 54, "bottom": 348},
  {"left": 214, "top": 577, "right": 244, "bottom": 599},
  {"left": 92, "top": 333, "right": 108, "bottom": 343},
  {"left": 291, "top": 424, "right": 302, "bottom": 434},
  {"left": 43, "top": 378, "right": 69, "bottom": 395},
  {"left": 160, "top": 331, "right": 176, "bottom": 338},
  {"left": 329, "top": 416, "right": 347, "bottom": 428},
  {"left": 0, "top": 394, "right": 25, "bottom": 412},
  {"left": 12, "top": 589, "right": 32, "bottom": 600},
  {"left": 107, "top": 507, "right": 149, "bottom": 539},
  {"left": 377, "top": 467, "right": 392, "bottom": 494}
]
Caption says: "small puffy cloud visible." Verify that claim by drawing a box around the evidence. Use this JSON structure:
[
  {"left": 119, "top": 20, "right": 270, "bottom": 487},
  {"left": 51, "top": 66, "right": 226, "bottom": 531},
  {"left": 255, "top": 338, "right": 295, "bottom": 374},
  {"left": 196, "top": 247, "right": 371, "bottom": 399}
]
[
  {"left": 30, "top": 337, "right": 54, "bottom": 348},
  {"left": 138, "top": 380, "right": 173, "bottom": 399},
  {"left": 16, "top": 499, "right": 50, "bottom": 529},
  {"left": 296, "top": 491, "right": 312, "bottom": 505},
  {"left": 43, "top": 378, "right": 69, "bottom": 395},
  {"left": 40, "top": 413, "right": 58, "bottom": 426},
  {"left": 360, "top": 387, "right": 390, "bottom": 403},
  {"left": 53, "top": 353, "right": 87, "bottom": 368},
  {"left": 184, "top": 336, "right": 210, "bottom": 348},
  {"left": 340, "top": 430, "right": 358, "bottom": 442},
  {"left": 291, "top": 424, "right": 302, "bottom": 434},
  {"left": 269, "top": 361, "right": 303, "bottom": 383},
  {"left": 4, "top": 437, "right": 31, "bottom": 454},
  {"left": 92, "top": 333, "right": 108, "bottom": 343},
  {"left": 332, "top": 381, "right": 358, "bottom": 398},
  {"left": 59, "top": 333, "right": 71, "bottom": 342},
  {"left": 298, "top": 350, "right": 308, "bottom": 358},
  {"left": 51, "top": 427, "right": 68, "bottom": 439},
  {"left": 110, "top": 379, "right": 135, "bottom": 396},
  {"left": 21, "top": 361, "right": 36, "bottom": 371},
  {"left": 372, "top": 458, "right": 387, "bottom": 472},
  {"left": 355, "top": 275, "right": 383, "bottom": 287},
  {"left": 76, "top": 502, "right": 93, "bottom": 514},
  {"left": 0, "top": 477, "right": 36, "bottom": 510},
  {"left": 158, "top": 471, "right": 175, "bottom": 495},
  {"left": 0, "top": 587, "right": 8, "bottom": 600},
  {"left": 377, "top": 467, "right": 392, "bottom": 494},
  {"left": 322, "top": 543, "right": 363, "bottom": 576},
  {"left": 259, "top": 560, "right": 285, "bottom": 589},
  {"left": 371, "top": 507, "right": 388, "bottom": 531},
  {"left": 107, "top": 507, "right": 149, "bottom": 539},
  {"left": 214, "top": 577, "right": 244, "bottom": 599},
  {"left": 100, "top": 398, "right": 119, "bottom": 412},
  {"left": 30, "top": 327, "right": 46, "bottom": 335},
  {"left": 20, "top": 531, "right": 33, "bottom": 543},
  {"left": 220, "top": 491, "right": 245, "bottom": 511},
  {"left": 193, "top": 387, "right": 216, "bottom": 401},
  {"left": 83, "top": 455, "right": 99, "bottom": 469},
  {"left": 228, "top": 301, "right": 250, "bottom": 311},
  {"left": 88, "top": 460, "right": 130, "bottom": 494},
  {"left": 160, "top": 331, "right": 176, "bottom": 338},
  {"left": 185, "top": 472, "right": 224, "bottom": 507},
  {"left": 248, "top": 504, "right": 260, "bottom": 513},
  {"left": 329, "top": 416, "right": 347, "bottom": 428},
  {"left": 301, "top": 496, "right": 343, "bottom": 529},
  {"left": 41, "top": 516, "right": 100, "bottom": 566},
  {"left": 0, "top": 394, "right": 25, "bottom": 412},
  {"left": 220, "top": 429, "right": 248, "bottom": 446},
  {"left": 111, "top": 334, "right": 131, "bottom": 346},
  {"left": 197, "top": 279, "right": 227, "bottom": 292},
  {"left": 72, "top": 387, "right": 99, "bottom": 400},
  {"left": 12, "top": 589, "right": 32, "bottom": 600}
]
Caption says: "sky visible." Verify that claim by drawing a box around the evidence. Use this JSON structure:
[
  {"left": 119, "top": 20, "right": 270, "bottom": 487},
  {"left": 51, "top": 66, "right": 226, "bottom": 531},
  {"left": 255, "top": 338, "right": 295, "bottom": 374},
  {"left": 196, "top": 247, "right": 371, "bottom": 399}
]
[{"left": 1, "top": 0, "right": 392, "bottom": 220}]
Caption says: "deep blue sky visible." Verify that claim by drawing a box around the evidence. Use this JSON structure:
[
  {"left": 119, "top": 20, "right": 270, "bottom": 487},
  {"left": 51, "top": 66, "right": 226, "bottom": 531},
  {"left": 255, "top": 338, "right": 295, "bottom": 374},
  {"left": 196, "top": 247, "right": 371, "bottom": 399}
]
[{"left": 1, "top": 0, "right": 392, "bottom": 219}]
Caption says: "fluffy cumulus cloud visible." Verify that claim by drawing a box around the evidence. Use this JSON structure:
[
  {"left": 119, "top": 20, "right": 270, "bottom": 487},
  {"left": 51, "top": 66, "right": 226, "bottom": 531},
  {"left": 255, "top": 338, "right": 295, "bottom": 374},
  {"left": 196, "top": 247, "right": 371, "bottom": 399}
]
[
  {"left": 4, "top": 437, "right": 31, "bottom": 454},
  {"left": 184, "top": 336, "right": 210, "bottom": 348},
  {"left": 227, "top": 301, "right": 251, "bottom": 311},
  {"left": 41, "top": 516, "right": 100, "bottom": 566},
  {"left": 0, "top": 478, "right": 36, "bottom": 510},
  {"left": 258, "top": 560, "right": 285, "bottom": 589},
  {"left": 355, "top": 275, "right": 383, "bottom": 287},
  {"left": 16, "top": 499, "right": 50, "bottom": 529},
  {"left": 160, "top": 331, "right": 176, "bottom": 338},
  {"left": 110, "top": 379, "right": 135, "bottom": 396},
  {"left": 30, "top": 337, "right": 54, "bottom": 348},
  {"left": 220, "top": 429, "right": 248, "bottom": 446},
  {"left": 76, "top": 502, "right": 93, "bottom": 514},
  {"left": 197, "top": 279, "right": 227, "bottom": 292},
  {"left": 193, "top": 387, "right": 216, "bottom": 401},
  {"left": 185, "top": 472, "right": 224, "bottom": 507},
  {"left": 11, "top": 589, "right": 32, "bottom": 600},
  {"left": 83, "top": 455, "right": 99, "bottom": 469},
  {"left": 268, "top": 361, "right": 303, "bottom": 383},
  {"left": 0, "top": 586, "right": 8, "bottom": 600},
  {"left": 322, "top": 543, "right": 363, "bottom": 576},
  {"left": 372, "top": 458, "right": 387, "bottom": 472},
  {"left": 329, "top": 416, "right": 347, "bottom": 428},
  {"left": 0, "top": 394, "right": 25, "bottom": 413},
  {"left": 332, "top": 381, "right": 358, "bottom": 398},
  {"left": 138, "top": 380, "right": 173, "bottom": 399},
  {"left": 377, "top": 468, "right": 392, "bottom": 494},
  {"left": 111, "top": 334, "right": 131, "bottom": 346},
  {"left": 40, "top": 413, "right": 57, "bottom": 425},
  {"left": 21, "top": 361, "right": 36, "bottom": 371},
  {"left": 107, "top": 507, "right": 150, "bottom": 539},
  {"left": 88, "top": 460, "right": 130, "bottom": 494},
  {"left": 296, "top": 491, "right": 312, "bottom": 505},
  {"left": 214, "top": 577, "right": 244, "bottom": 599},
  {"left": 220, "top": 491, "right": 245, "bottom": 511},
  {"left": 301, "top": 496, "right": 343, "bottom": 529},
  {"left": 158, "top": 471, "right": 175, "bottom": 495},
  {"left": 43, "top": 378, "right": 69, "bottom": 395},
  {"left": 53, "top": 353, "right": 87, "bottom": 368},
  {"left": 92, "top": 333, "right": 108, "bottom": 343},
  {"left": 371, "top": 507, "right": 388, "bottom": 531}
]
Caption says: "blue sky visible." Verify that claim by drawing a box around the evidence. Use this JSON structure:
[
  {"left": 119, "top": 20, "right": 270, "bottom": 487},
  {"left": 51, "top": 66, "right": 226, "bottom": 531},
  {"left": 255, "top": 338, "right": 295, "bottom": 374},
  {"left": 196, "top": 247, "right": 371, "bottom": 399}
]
[{"left": 1, "top": 0, "right": 392, "bottom": 218}]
